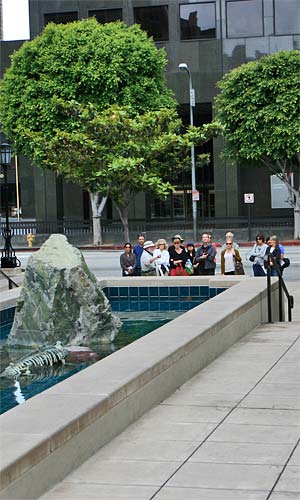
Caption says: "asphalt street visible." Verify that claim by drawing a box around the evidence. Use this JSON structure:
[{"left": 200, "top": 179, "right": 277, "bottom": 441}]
[{"left": 15, "top": 246, "right": 300, "bottom": 282}]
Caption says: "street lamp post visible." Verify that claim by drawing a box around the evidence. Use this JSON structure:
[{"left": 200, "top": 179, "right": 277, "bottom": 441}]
[
  {"left": 0, "top": 143, "right": 19, "bottom": 268},
  {"left": 179, "top": 63, "right": 197, "bottom": 242}
]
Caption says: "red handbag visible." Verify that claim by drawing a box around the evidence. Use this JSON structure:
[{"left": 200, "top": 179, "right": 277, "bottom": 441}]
[{"left": 170, "top": 264, "right": 188, "bottom": 276}]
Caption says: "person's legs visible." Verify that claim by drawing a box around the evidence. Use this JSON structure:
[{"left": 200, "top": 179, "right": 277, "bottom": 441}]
[
  {"left": 203, "top": 269, "right": 215, "bottom": 276},
  {"left": 253, "top": 264, "right": 266, "bottom": 276}
]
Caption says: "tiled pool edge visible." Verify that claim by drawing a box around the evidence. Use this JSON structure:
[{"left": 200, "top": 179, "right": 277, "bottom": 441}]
[{"left": 0, "top": 276, "right": 282, "bottom": 500}]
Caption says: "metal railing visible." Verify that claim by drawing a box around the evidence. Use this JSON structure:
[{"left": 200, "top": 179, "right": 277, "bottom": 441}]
[
  {"left": 266, "top": 255, "right": 293, "bottom": 323},
  {"left": 0, "top": 215, "right": 293, "bottom": 237},
  {"left": 0, "top": 269, "right": 20, "bottom": 290}
]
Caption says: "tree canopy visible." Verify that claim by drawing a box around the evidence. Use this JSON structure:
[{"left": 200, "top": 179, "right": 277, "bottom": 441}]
[
  {"left": 0, "top": 18, "right": 220, "bottom": 241},
  {"left": 24, "top": 101, "right": 219, "bottom": 241},
  {"left": 214, "top": 50, "right": 300, "bottom": 238},
  {"left": 0, "top": 18, "right": 176, "bottom": 158}
]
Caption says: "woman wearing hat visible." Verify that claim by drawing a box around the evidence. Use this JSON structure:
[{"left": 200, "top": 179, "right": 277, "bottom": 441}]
[
  {"left": 168, "top": 235, "right": 189, "bottom": 276},
  {"left": 186, "top": 242, "right": 197, "bottom": 275},
  {"left": 141, "top": 241, "right": 158, "bottom": 276}
]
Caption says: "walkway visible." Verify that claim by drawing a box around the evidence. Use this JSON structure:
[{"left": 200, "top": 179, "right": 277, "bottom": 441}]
[{"left": 38, "top": 282, "right": 299, "bottom": 500}]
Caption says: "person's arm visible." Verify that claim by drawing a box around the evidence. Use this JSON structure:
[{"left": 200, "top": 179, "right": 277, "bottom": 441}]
[
  {"left": 206, "top": 246, "right": 216, "bottom": 262},
  {"left": 131, "top": 253, "right": 137, "bottom": 272},
  {"left": 120, "top": 254, "right": 127, "bottom": 271},
  {"left": 221, "top": 250, "right": 225, "bottom": 275},
  {"left": 234, "top": 249, "right": 242, "bottom": 262},
  {"left": 194, "top": 248, "right": 202, "bottom": 263},
  {"left": 162, "top": 250, "right": 170, "bottom": 266}
]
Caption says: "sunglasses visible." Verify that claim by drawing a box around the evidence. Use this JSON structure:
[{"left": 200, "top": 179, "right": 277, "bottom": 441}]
[
  {"left": 125, "top": 246, "right": 131, "bottom": 249},
  {"left": 226, "top": 243, "right": 232, "bottom": 246},
  {"left": 256, "top": 237, "right": 262, "bottom": 241}
]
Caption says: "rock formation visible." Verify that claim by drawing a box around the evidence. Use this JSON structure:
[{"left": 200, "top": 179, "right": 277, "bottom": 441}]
[{"left": 7, "top": 234, "right": 121, "bottom": 347}]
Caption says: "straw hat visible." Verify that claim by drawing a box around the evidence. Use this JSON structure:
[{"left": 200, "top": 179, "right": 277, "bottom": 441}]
[
  {"left": 143, "top": 240, "right": 155, "bottom": 249},
  {"left": 172, "top": 234, "right": 184, "bottom": 242}
]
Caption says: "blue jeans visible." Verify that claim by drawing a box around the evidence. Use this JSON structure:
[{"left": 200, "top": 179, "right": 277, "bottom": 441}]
[
  {"left": 253, "top": 264, "right": 266, "bottom": 276},
  {"left": 269, "top": 267, "right": 281, "bottom": 277}
]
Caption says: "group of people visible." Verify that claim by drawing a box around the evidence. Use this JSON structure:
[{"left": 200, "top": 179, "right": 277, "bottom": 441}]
[
  {"left": 248, "top": 234, "right": 289, "bottom": 277},
  {"left": 120, "top": 231, "right": 289, "bottom": 278}
]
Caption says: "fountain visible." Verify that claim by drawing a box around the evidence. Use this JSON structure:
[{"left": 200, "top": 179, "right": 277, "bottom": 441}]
[{"left": 6, "top": 234, "right": 121, "bottom": 348}]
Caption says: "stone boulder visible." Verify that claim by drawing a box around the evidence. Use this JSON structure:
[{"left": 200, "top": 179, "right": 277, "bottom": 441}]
[{"left": 7, "top": 234, "right": 121, "bottom": 347}]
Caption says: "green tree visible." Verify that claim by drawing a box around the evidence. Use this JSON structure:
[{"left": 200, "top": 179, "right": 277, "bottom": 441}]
[
  {"left": 0, "top": 18, "right": 177, "bottom": 241},
  {"left": 24, "top": 102, "right": 219, "bottom": 241},
  {"left": 215, "top": 50, "right": 300, "bottom": 239}
]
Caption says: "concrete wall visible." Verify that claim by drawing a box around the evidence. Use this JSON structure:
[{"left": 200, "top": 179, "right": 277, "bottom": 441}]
[{"left": 0, "top": 275, "right": 284, "bottom": 499}]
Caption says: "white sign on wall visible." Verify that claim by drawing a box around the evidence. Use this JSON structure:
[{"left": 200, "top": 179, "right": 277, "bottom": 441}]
[
  {"left": 244, "top": 193, "right": 254, "bottom": 204},
  {"left": 270, "top": 175, "right": 292, "bottom": 209}
]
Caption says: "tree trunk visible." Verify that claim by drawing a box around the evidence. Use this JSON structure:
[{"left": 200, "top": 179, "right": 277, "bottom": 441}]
[
  {"left": 275, "top": 172, "right": 300, "bottom": 240},
  {"left": 114, "top": 202, "right": 130, "bottom": 242},
  {"left": 294, "top": 193, "right": 300, "bottom": 240},
  {"left": 89, "top": 192, "right": 108, "bottom": 246}
]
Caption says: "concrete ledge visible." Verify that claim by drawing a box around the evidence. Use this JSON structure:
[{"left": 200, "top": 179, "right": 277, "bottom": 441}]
[{"left": 0, "top": 276, "right": 282, "bottom": 499}]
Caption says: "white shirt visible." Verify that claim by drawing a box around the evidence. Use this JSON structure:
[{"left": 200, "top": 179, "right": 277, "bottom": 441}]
[
  {"left": 224, "top": 252, "right": 235, "bottom": 273},
  {"left": 153, "top": 249, "right": 170, "bottom": 267},
  {"left": 141, "top": 250, "right": 156, "bottom": 272}
]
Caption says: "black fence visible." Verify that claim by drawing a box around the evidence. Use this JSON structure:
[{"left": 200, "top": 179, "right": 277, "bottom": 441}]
[{"left": 0, "top": 216, "right": 293, "bottom": 237}]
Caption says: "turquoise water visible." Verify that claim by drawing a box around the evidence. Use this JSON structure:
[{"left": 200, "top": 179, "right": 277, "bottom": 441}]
[
  {"left": 0, "top": 310, "right": 178, "bottom": 414},
  {"left": 0, "top": 285, "right": 225, "bottom": 414}
]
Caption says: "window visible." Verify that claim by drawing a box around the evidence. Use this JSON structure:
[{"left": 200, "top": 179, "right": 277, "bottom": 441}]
[
  {"left": 274, "top": 0, "right": 300, "bottom": 35},
  {"left": 44, "top": 12, "right": 78, "bottom": 26},
  {"left": 150, "top": 196, "right": 172, "bottom": 219},
  {"left": 226, "top": 0, "right": 263, "bottom": 38},
  {"left": 133, "top": 5, "right": 169, "bottom": 41},
  {"left": 180, "top": 2, "right": 216, "bottom": 40},
  {"left": 88, "top": 9, "right": 123, "bottom": 24}
]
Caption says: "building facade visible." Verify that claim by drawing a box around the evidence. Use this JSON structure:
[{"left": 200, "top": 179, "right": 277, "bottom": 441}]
[{"left": 1, "top": 0, "right": 299, "bottom": 225}]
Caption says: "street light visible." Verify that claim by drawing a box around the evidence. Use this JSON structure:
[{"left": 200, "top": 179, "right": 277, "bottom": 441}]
[
  {"left": 178, "top": 63, "right": 197, "bottom": 242},
  {"left": 1, "top": 143, "right": 19, "bottom": 268}
]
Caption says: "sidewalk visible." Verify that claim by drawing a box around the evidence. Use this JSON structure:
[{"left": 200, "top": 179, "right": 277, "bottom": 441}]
[{"left": 39, "top": 283, "right": 300, "bottom": 500}]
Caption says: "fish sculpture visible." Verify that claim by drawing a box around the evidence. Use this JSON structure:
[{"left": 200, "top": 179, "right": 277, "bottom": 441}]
[{"left": 0, "top": 342, "right": 69, "bottom": 379}]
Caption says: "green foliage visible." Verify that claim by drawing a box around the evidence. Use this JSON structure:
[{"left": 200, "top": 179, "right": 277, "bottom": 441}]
[
  {"left": 0, "top": 18, "right": 175, "bottom": 157},
  {"left": 0, "top": 17, "right": 221, "bottom": 234},
  {"left": 25, "top": 102, "right": 218, "bottom": 207},
  {"left": 214, "top": 50, "right": 300, "bottom": 172}
]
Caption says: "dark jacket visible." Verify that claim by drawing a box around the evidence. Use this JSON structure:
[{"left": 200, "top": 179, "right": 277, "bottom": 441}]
[
  {"left": 265, "top": 245, "right": 281, "bottom": 269},
  {"left": 133, "top": 244, "right": 144, "bottom": 270},
  {"left": 120, "top": 251, "right": 137, "bottom": 276},
  {"left": 195, "top": 244, "right": 216, "bottom": 270}
]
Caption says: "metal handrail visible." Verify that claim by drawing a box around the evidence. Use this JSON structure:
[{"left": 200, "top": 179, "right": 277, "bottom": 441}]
[
  {"left": 0, "top": 269, "right": 20, "bottom": 290},
  {"left": 266, "top": 254, "right": 293, "bottom": 323}
]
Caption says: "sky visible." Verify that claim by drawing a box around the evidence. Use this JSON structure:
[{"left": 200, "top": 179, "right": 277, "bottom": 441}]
[{"left": 2, "top": 0, "right": 30, "bottom": 40}]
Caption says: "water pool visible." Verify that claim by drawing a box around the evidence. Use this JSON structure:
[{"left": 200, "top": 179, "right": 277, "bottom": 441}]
[{"left": 0, "top": 285, "right": 225, "bottom": 414}]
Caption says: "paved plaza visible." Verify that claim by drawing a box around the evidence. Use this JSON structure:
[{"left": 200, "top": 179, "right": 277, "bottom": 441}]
[{"left": 38, "top": 282, "right": 300, "bottom": 500}]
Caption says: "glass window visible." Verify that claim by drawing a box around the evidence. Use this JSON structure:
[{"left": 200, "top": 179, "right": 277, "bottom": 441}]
[
  {"left": 133, "top": 5, "right": 169, "bottom": 41},
  {"left": 44, "top": 12, "right": 78, "bottom": 26},
  {"left": 180, "top": 2, "right": 216, "bottom": 40},
  {"left": 88, "top": 9, "right": 123, "bottom": 24},
  {"left": 275, "top": 0, "right": 300, "bottom": 35},
  {"left": 226, "top": 0, "right": 263, "bottom": 38},
  {"left": 150, "top": 196, "right": 172, "bottom": 219}
]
